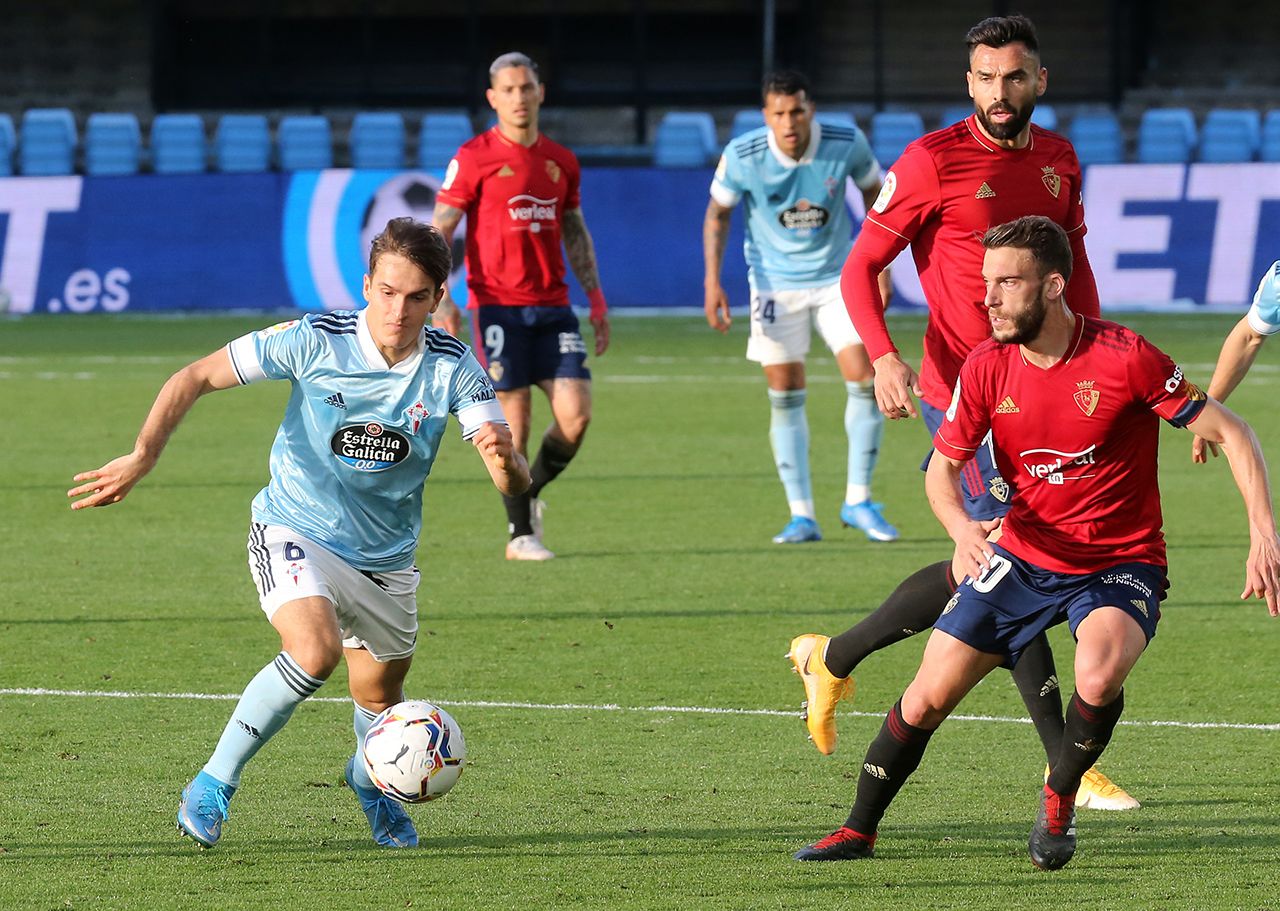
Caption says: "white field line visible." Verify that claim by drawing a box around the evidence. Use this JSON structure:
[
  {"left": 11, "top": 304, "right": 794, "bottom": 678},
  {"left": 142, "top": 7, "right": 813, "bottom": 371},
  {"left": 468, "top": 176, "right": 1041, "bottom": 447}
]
[{"left": 1, "top": 687, "right": 1276, "bottom": 732}]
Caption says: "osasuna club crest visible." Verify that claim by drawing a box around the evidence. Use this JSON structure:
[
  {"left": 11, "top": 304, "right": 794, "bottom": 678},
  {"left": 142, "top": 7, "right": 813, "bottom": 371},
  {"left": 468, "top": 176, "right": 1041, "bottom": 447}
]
[
  {"left": 988, "top": 475, "right": 1010, "bottom": 503},
  {"left": 1074, "top": 380, "right": 1100, "bottom": 416},
  {"left": 1041, "top": 166, "right": 1061, "bottom": 198}
]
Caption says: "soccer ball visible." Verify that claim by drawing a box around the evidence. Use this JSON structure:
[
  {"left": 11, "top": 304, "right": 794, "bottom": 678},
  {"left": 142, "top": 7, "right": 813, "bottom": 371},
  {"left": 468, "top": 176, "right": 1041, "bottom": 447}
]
[{"left": 361, "top": 700, "right": 467, "bottom": 803}]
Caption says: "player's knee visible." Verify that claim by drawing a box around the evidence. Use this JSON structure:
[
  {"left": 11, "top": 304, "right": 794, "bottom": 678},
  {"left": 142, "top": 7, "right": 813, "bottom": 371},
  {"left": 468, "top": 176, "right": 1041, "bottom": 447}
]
[
  {"left": 286, "top": 639, "right": 342, "bottom": 680},
  {"left": 558, "top": 410, "right": 591, "bottom": 445},
  {"left": 900, "top": 689, "right": 948, "bottom": 729},
  {"left": 1073, "top": 669, "right": 1124, "bottom": 707}
]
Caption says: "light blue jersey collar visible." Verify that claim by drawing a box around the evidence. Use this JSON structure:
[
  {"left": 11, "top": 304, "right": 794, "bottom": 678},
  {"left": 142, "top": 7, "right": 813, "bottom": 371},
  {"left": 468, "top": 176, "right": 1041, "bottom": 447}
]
[
  {"left": 355, "top": 309, "right": 426, "bottom": 376},
  {"left": 766, "top": 119, "right": 823, "bottom": 169}
]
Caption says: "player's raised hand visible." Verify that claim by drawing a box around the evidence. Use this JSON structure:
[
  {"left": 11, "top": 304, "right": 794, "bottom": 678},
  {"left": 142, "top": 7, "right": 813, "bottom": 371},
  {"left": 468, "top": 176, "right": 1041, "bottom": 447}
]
[
  {"left": 872, "top": 352, "right": 923, "bottom": 419},
  {"left": 432, "top": 294, "right": 463, "bottom": 338},
  {"left": 1191, "top": 434, "right": 1221, "bottom": 463},
  {"left": 704, "top": 284, "right": 731, "bottom": 333},
  {"left": 1242, "top": 529, "right": 1280, "bottom": 617},
  {"left": 472, "top": 421, "right": 530, "bottom": 495},
  {"left": 67, "top": 452, "right": 153, "bottom": 510}
]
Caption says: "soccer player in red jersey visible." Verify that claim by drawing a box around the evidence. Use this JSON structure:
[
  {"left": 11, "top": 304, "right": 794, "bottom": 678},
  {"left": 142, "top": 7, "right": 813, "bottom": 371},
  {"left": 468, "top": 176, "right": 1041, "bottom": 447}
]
[
  {"left": 786, "top": 14, "right": 1133, "bottom": 810},
  {"left": 432, "top": 52, "right": 609, "bottom": 561},
  {"left": 795, "top": 215, "right": 1280, "bottom": 868}
]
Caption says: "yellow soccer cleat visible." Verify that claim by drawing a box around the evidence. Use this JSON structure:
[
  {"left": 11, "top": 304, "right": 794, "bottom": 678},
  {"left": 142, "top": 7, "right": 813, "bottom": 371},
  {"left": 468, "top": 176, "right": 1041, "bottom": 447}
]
[
  {"left": 1045, "top": 765, "right": 1141, "bottom": 811},
  {"left": 786, "top": 634, "right": 855, "bottom": 755}
]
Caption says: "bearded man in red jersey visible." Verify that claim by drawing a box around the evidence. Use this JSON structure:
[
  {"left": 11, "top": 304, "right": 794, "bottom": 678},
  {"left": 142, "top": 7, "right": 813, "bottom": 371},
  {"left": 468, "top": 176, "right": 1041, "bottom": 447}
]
[
  {"left": 795, "top": 215, "right": 1280, "bottom": 869},
  {"left": 433, "top": 52, "right": 609, "bottom": 562}
]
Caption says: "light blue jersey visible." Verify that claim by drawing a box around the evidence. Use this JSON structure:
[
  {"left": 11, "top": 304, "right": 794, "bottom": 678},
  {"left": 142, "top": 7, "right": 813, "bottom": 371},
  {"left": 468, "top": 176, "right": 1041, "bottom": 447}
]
[
  {"left": 711, "top": 119, "right": 881, "bottom": 291},
  {"left": 227, "top": 310, "right": 506, "bottom": 572},
  {"left": 1247, "top": 260, "right": 1280, "bottom": 336}
]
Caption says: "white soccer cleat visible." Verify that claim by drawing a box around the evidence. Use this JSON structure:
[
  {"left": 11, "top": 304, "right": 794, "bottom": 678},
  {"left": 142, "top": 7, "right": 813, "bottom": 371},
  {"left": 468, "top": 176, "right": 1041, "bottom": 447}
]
[{"left": 505, "top": 534, "right": 555, "bottom": 561}]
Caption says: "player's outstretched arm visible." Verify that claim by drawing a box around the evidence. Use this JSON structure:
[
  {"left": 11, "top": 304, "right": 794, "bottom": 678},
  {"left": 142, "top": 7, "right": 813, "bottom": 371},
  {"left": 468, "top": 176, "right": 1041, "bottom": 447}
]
[
  {"left": 1192, "top": 316, "right": 1269, "bottom": 463},
  {"left": 562, "top": 208, "right": 609, "bottom": 356},
  {"left": 702, "top": 198, "right": 734, "bottom": 333},
  {"left": 429, "top": 201, "right": 465, "bottom": 337},
  {"left": 67, "top": 348, "right": 240, "bottom": 510},
  {"left": 925, "top": 451, "right": 996, "bottom": 584},
  {"left": 472, "top": 421, "right": 531, "bottom": 497},
  {"left": 1187, "top": 398, "right": 1280, "bottom": 615}
]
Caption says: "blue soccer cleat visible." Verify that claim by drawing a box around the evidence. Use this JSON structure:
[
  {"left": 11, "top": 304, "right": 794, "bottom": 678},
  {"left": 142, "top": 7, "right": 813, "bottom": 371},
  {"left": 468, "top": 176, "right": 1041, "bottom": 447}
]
[
  {"left": 839, "top": 500, "right": 899, "bottom": 542},
  {"left": 176, "top": 770, "right": 236, "bottom": 848},
  {"left": 345, "top": 756, "right": 418, "bottom": 848},
  {"left": 772, "top": 516, "right": 823, "bottom": 544}
]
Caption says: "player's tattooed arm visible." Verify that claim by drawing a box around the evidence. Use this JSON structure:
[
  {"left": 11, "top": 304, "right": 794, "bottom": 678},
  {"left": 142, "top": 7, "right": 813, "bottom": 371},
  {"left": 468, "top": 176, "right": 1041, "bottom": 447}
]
[
  {"left": 563, "top": 208, "right": 610, "bottom": 355},
  {"left": 429, "top": 202, "right": 465, "bottom": 335},
  {"left": 703, "top": 199, "right": 733, "bottom": 332},
  {"left": 561, "top": 208, "right": 601, "bottom": 293}
]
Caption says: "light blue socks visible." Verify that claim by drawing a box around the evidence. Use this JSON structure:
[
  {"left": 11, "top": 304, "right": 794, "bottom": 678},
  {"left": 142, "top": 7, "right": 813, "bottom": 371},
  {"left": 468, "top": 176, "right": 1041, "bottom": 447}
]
[
  {"left": 349, "top": 702, "right": 381, "bottom": 790},
  {"left": 203, "top": 651, "right": 325, "bottom": 788},
  {"left": 768, "top": 388, "right": 815, "bottom": 519},
  {"left": 845, "top": 380, "right": 884, "bottom": 505}
]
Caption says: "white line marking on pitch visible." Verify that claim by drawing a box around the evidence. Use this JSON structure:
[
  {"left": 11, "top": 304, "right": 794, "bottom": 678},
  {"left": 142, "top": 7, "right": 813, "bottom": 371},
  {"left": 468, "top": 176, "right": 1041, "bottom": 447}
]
[{"left": 1, "top": 687, "right": 1275, "bottom": 732}]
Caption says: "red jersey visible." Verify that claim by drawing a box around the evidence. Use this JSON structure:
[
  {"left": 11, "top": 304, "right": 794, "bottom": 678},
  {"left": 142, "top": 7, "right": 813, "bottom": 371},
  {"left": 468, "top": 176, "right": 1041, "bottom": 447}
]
[
  {"left": 843, "top": 116, "right": 1101, "bottom": 409},
  {"left": 934, "top": 317, "right": 1207, "bottom": 574},
  {"left": 437, "top": 128, "right": 582, "bottom": 307}
]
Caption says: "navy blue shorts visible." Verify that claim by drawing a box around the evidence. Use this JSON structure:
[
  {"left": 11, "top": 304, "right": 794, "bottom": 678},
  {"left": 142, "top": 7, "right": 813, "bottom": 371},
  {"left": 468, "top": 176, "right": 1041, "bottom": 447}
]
[
  {"left": 934, "top": 544, "right": 1166, "bottom": 668},
  {"left": 920, "top": 399, "right": 1011, "bottom": 521},
  {"left": 470, "top": 305, "right": 591, "bottom": 391}
]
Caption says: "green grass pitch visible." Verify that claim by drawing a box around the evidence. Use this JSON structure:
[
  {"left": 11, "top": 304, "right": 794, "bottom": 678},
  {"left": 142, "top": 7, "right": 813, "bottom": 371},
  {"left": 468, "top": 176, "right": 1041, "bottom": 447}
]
[{"left": 1, "top": 312, "right": 1277, "bottom": 910}]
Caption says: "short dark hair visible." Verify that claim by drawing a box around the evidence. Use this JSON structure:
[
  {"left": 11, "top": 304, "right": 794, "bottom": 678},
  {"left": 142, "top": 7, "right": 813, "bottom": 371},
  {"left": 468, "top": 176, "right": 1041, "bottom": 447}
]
[
  {"left": 761, "top": 70, "right": 812, "bottom": 104},
  {"left": 965, "top": 14, "right": 1039, "bottom": 58},
  {"left": 368, "top": 218, "right": 452, "bottom": 288},
  {"left": 982, "top": 216, "right": 1072, "bottom": 282}
]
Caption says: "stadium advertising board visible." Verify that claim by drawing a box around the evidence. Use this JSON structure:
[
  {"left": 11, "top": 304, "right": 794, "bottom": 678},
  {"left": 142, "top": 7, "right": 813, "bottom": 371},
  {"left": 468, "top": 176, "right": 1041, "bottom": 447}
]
[{"left": 1, "top": 163, "right": 1278, "bottom": 314}]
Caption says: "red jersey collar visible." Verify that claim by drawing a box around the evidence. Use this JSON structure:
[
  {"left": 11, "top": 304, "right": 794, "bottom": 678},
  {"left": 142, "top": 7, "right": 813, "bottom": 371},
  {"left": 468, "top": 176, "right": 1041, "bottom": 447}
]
[{"left": 1017, "top": 312, "right": 1085, "bottom": 371}]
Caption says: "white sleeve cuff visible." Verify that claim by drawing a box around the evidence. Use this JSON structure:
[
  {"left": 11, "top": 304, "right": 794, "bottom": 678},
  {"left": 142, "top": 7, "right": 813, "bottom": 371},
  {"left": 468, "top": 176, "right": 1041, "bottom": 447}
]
[
  {"left": 227, "top": 335, "right": 268, "bottom": 385},
  {"left": 1247, "top": 306, "right": 1280, "bottom": 337},
  {"left": 710, "top": 180, "right": 741, "bottom": 208},
  {"left": 458, "top": 400, "right": 508, "bottom": 439},
  {"left": 853, "top": 163, "right": 884, "bottom": 191}
]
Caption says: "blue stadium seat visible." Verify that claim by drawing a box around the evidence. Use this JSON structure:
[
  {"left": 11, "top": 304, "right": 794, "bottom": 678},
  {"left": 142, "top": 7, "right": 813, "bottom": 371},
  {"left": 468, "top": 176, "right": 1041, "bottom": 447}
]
[
  {"left": 1030, "top": 105, "right": 1058, "bottom": 131},
  {"left": 1136, "top": 108, "right": 1196, "bottom": 164},
  {"left": 418, "top": 111, "right": 473, "bottom": 170},
  {"left": 278, "top": 115, "right": 333, "bottom": 170},
  {"left": 654, "top": 112, "right": 717, "bottom": 168},
  {"left": 816, "top": 110, "right": 856, "bottom": 129},
  {"left": 20, "top": 108, "right": 78, "bottom": 176},
  {"left": 85, "top": 113, "right": 142, "bottom": 176},
  {"left": 0, "top": 114, "right": 15, "bottom": 176},
  {"left": 731, "top": 109, "right": 761, "bottom": 138},
  {"left": 150, "top": 114, "right": 206, "bottom": 174},
  {"left": 214, "top": 114, "right": 270, "bottom": 173},
  {"left": 350, "top": 112, "right": 405, "bottom": 169},
  {"left": 1198, "top": 109, "right": 1261, "bottom": 163},
  {"left": 939, "top": 104, "right": 972, "bottom": 128},
  {"left": 1262, "top": 110, "right": 1280, "bottom": 162},
  {"left": 870, "top": 111, "right": 923, "bottom": 167},
  {"left": 1068, "top": 111, "right": 1124, "bottom": 166}
]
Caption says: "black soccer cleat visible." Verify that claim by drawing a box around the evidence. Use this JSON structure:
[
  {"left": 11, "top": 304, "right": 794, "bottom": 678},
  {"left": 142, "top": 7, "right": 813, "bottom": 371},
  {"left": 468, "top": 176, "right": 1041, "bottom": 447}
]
[
  {"left": 794, "top": 826, "right": 876, "bottom": 861},
  {"left": 1029, "top": 784, "right": 1078, "bottom": 870}
]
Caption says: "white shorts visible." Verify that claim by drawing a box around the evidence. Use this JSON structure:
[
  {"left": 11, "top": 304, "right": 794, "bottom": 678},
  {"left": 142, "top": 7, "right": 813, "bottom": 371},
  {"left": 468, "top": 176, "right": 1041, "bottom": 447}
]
[
  {"left": 247, "top": 523, "right": 421, "bottom": 662},
  {"left": 745, "top": 282, "right": 863, "bottom": 366}
]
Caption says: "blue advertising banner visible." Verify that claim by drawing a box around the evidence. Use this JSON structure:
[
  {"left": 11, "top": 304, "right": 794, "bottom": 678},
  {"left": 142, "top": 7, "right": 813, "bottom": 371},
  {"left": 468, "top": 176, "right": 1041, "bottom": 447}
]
[{"left": 1, "top": 163, "right": 1278, "bottom": 315}]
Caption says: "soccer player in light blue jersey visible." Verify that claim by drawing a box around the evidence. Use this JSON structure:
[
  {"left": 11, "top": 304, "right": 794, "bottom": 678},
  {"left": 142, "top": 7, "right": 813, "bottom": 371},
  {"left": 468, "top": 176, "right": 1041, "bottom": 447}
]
[
  {"left": 1192, "top": 260, "right": 1280, "bottom": 462},
  {"left": 704, "top": 70, "right": 898, "bottom": 544},
  {"left": 69, "top": 218, "right": 529, "bottom": 849}
]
